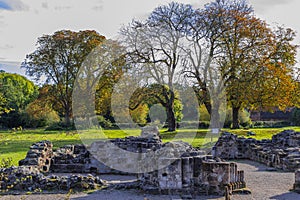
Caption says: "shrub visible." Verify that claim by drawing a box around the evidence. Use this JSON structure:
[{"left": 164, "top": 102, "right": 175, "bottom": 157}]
[
  {"left": 97, "top": 115, "right": 113, "bottom": 128},
  {"left": 198, "top": 121, "right": 210, "bottom": 129},
  {"left": 45, "top": 122, "right": 75, "bottom": 131},
  {"left": 224, "top": 108, "right": 252, "bottom": 128},
  {"left": 251, "top": 121, "right": 290, "bottom": 128},
  {"left": 178, "top": 121, "right": 210, "bottom": 129},
  {"left": 0, "top": 157, "right": 13, "bottom": 168},
  {"left": 24, "top": 101, "right": 60, "bottom": 128},
  {"left": 291, "top": 108, "right": 300, "bottom": 126}
]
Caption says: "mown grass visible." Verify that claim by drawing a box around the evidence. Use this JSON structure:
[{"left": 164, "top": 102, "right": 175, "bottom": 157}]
[{"left": 1, "top": 126, "right": 299, "bottom": 166}]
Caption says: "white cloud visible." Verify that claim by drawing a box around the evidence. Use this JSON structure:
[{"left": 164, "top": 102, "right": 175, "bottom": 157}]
[
  {"left": 0, "top": 0, "right": 299, "bottom": 65},
  {"left": 41, "top": 2, "right": 48, "bottom": 9},
  {"left": 0, "top": 44, "right": 13, "bottom": 49},
  {"left": 249, "top": 0, "right": 296, "bottom": 14}
]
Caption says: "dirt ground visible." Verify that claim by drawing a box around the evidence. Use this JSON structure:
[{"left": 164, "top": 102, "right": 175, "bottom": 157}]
[{"left": 1, "top": 160, "right": 299, "bottom": 200}]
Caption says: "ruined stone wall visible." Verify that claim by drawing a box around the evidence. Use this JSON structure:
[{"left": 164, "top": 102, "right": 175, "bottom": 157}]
[
  {"left": 19, "top": 127, "right": 163, "bottom": 175},
  {"left": 19, "top": 141, "right": 53, "bottom": 173},
  {"left": 140, "top": 155, "right": 245, "bottom": 195},
  {"left": 87, "top": 126, "right": 164, "bottom": 174},
  {"left": 50, "top": 144, "right": 91, "bottom": 173},
  {"left": 213, "top": 130, "right": 300, "bottom": 171}
]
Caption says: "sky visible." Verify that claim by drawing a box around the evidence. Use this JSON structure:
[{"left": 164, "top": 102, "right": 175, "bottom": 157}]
[{"left": 0, "top": 0, "right": 299, "bottom": 76}]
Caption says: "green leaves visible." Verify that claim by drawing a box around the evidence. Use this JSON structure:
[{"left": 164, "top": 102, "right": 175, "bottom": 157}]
[
  {"left": 0, "top": 72, "right": 37, "bottom": 112},
  {"left": 21, "top": 30, "right": 107, "bottom": 126}
]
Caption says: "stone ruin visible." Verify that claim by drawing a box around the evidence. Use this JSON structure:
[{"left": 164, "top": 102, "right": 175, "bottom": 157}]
[
  {"left": 0, "top": 165, "right": 103, "bottom": 193},
  {"left": 213, "top": 130, "right": 300, "bottom": 171},
  {"left": 139, "top": 151, "right": 245, "bottom": 196},
  {"left": 18, "top": 141, "right": 53, "bottom": 173},
  {"left": 213, "top": 130, "right": 300, "bottom": 194},
  {"left": 2, "top": 126, "right": 246, "bottom": 196},
  {"left": 294, "top": 169, "right": 300, "bottom": 193}
]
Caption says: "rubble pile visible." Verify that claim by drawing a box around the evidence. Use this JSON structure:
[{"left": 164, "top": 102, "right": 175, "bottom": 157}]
[{"left": 0, "top": 166, "right": 103, "bottom": 192}]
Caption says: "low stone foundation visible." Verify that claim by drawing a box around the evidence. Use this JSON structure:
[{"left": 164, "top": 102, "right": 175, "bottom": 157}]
[
  {"left": 213, "top": 130, "right": 300, "bottom": 195},
  {"left": 0, "top": 166, "right": 103, "bottom": 193},
  {"left": 213, "top": 130, "right": 300, "bottom": 171}
]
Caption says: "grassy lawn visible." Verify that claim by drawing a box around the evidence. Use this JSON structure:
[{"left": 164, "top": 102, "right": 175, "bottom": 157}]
[{"left": 1, "top": 126, "right": 300, "bottom": 166}]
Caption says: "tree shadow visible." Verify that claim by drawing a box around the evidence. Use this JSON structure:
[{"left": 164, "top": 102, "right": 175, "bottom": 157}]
[
  {"left": 270, "top": 191, "right": 300, "bottom": 199},
  {"left": 233, "top": 159, "right": 292, "bottom": 173}
]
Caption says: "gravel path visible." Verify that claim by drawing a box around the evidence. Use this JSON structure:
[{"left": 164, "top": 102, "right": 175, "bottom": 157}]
[
  {"left": 1, "top": 160, "right": 299, "bottom": 200},
  {"left": 230, "top": 160, "right": 299, "bottom": 200}
]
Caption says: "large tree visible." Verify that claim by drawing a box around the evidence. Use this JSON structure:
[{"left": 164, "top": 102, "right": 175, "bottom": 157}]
[
  {"left": 22, "top": 30, "right": 106, "bottom": 126},
  {"left": 120, "top": 2, "right": 193, "bottom": 131},
  {"left": 198, "top": 0, "right": 298, "bottom": 128}
]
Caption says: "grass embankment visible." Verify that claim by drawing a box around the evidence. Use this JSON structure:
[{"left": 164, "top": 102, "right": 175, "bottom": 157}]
[{"left": 0, "top": 127, "right": 299, "bottom": 166}]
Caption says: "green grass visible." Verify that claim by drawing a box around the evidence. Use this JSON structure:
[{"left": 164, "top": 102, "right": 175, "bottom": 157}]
[
  {"left": 227, "top": 127, "right": 300, "bottom": 140},
  {"left": 1, "top": 126, "right": 300, "bottom": 166}
]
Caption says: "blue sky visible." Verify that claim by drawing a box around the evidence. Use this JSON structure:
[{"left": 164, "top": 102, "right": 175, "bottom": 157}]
[
  {"left": 0, "top": 1, "right": 11, "bottom": 10},
  {"left": 0, "top": 0, "right": 299, "bottom": 77}
]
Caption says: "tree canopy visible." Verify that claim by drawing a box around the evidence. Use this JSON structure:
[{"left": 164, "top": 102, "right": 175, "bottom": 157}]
[
  {"left": 120, "top": 2, "right": 193, "bottom": 131},
  {"left": 121, "top": 0, "right": 298, "bottom": 129},
  {"left": 0, "top": 72, "right": 38, "bottom": 127},
  {"left": 0, "top": 72, "right": 37, "bottom": 111},
  {"left": 22, "top": 30, "right": 106, "bottom": 126},
  {"left": 199, "top": 0, "right": 298, "bottom": 128}
]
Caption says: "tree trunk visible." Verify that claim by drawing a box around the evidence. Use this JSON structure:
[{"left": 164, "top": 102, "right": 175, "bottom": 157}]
[
  {"left": 166, "top": 105, "right": 176, "bottom": 132},
  {"left": 204, "top": 101, "right": 212, "bottom": 116},
  {"left": 211, "top": 107, "right": 220, "bottom": 129},
  {"left": 65, "top": 107, "right": 71, "bottom": 127},
  {"left": 65, "top": 114, "right": 71, "bottom": 127},
  {"left": 193, "top": 85, "right": 212, "bottom": 115},
  {"left": 232, "top": 106, "right": 240, "bottom": 129}
]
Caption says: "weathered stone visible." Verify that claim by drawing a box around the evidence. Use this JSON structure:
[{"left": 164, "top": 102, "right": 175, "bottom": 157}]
[
  {"left": 213, "top": 130, "right": 300, "bottom": 172},
  {"left": 141, "top": 126, "right": 160, "bottom": 139},
  {"left": 19, "top": 141, "right": 53, "bottom": 173},
  {"left": 14, "top": 128, "right": 248, "bottom": 196},
  {"left": 0, "top": 166, "right": 103, "bottom": 193}
]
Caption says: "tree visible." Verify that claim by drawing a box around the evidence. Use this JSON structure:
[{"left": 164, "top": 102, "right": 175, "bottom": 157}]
[
  {"left": 120, "top": 2, "right": 193, "bottom": 131},
  {"left": 249, "top": 27, "right": 298, "bottom": 111},
  {"left": 95, "top": 52, "right": 126, "bottom": 122},
  {"left": 24, "top": 85, "right": 60, "bottom": 127},
  {"left": 181, "top": 6, "right": 227, "bottom": 129},
  {"left": 72, "top": 39, "right": 126, "bottom": 129},
  {"left": 199, "top": 0, "right": 297, "bottom": 128},
  {"left": 0, "top": 72, "right": 37, "bottom": 111},
  {"left": 22, "top": 30, "right": 106, "bottom": 126},
  {"left": 129, "top": 83, "right": 184, "bottom": 125},
  {"left": 0, "top": 93, "right": 7, "bottom": 115},
  {"left": 0, "top": 72, "right": 38, "bottom": 127}
]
